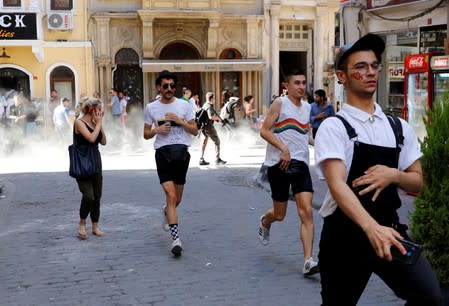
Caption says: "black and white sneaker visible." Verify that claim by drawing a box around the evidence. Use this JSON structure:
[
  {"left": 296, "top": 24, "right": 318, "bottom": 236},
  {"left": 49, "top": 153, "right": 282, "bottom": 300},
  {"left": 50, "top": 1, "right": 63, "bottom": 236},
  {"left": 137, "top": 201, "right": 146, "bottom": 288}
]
[
  {"left": 303, "top": 257, "right": 319, "bottom": 276},
  {"left": 171, "top": 238, "right": 183, "bottom": 257}
]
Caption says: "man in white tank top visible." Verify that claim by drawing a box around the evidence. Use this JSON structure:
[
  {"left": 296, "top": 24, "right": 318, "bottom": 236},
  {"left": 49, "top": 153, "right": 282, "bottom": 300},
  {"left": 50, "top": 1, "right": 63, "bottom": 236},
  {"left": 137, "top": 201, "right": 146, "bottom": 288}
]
[{"left": 258, "top": 70, "right": 319, "bottom": 276}]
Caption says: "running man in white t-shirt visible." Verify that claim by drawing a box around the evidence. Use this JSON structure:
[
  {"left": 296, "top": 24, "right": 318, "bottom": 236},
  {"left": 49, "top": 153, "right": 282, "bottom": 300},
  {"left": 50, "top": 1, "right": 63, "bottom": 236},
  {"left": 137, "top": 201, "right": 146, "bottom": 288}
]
[{"left": 143, "top": 70, "right": 198, "bottom": 257}]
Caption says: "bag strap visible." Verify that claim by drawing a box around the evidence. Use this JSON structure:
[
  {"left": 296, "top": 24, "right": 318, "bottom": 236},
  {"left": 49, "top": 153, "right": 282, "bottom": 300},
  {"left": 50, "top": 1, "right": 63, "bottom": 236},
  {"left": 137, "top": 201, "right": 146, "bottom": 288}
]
[
  {"left": 72, "top": 123, "right": 77, "bottom": 145},
  {"left": 387, "top": 115, "right": 404, "bottom": 151},
  {"left": 335, "top": 115, "right": 358, "bottom": 140}
]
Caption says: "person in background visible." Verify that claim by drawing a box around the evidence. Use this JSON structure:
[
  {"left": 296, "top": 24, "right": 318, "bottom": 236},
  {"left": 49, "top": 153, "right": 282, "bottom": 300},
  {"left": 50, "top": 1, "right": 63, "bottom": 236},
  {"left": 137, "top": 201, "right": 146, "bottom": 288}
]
[
  {"left": 243, "top": 95, "right": 256, "bottom": 122},
  {"left": 9, "top": 93, "right": 26, "bottom": 135},
  {"left": 108, "top": 88, "right": 121, "bottom": 123},
  {"left": 314, "top": 33, "right": 441, "bottom": 305},
  {"left": 53, "top": 97, "right": 73, "bottom": 144},
  {"left": 143, "top": 70, "right": 198, "bottom": 257},
  {"left": 180, "top": 88, "right": 192, "bottom": 103},
  {"left": 47, "top": 89, "right": 59, "bottom": 127},
  {"left": 189, "top": 93, "right": 200, "bottom": 111},
  {"left": 310, "top": 89, "right": 335, "bottom": 139},
  {"left": 73, "top": 97, "right": 107, "bottom": 239},
  {"left": 118, "top": 91, "right": 128, "bottom": 128},
  {"left": 258, "top": 69, "right": 319, "bottom": 277},
  {"left": 199, "top": 92, "right": 226, "bottom": 166}
]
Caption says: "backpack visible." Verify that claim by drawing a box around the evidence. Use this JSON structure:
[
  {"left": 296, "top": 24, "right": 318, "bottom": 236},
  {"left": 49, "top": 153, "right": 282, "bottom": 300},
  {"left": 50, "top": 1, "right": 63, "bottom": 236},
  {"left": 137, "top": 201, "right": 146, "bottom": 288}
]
[
  {"left": 195, "top": 108, "right": 210, "bottom": 130},
  {"left": 220, "top": 102, "right": 231, "bottom": 119}
]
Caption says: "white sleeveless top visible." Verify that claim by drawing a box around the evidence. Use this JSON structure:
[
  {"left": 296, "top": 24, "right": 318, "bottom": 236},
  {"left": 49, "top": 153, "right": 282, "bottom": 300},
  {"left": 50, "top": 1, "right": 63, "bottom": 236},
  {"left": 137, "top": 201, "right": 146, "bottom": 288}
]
[{"left": 264, "top": 96, "right": 311, "bottom": 166}]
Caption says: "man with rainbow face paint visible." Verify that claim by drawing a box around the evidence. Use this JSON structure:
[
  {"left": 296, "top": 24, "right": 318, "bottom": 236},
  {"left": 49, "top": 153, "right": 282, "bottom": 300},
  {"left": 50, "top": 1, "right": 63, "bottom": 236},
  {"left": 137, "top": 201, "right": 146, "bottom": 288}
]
[{"left": 258, "top": 69, "right": 319, "bottom": 277}]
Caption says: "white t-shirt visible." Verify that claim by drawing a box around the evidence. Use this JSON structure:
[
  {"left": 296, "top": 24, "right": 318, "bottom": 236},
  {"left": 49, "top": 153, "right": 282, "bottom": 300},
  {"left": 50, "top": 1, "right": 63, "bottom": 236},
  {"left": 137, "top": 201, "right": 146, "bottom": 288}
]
[
  {"left": 143, "top": 98, "right": 195, "bottom": 149},
  {"left": 264, "top": 96, "right": 311, "bottom": 166},
  {"left": 314, "top": 102, "right": 422, "bottom": 218},
  {"left": 120, "top": 98, "right": 127, "bottom": 115}
]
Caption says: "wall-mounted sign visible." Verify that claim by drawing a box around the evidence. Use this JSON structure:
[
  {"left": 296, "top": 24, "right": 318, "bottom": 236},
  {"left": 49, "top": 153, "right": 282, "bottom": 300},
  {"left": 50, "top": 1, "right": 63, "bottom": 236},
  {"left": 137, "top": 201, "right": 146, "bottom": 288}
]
[
  {"left": 388, "top": 64, "right": 405, "bottom": 79},
  {"left": 0, "top": 13, "right": 37, "bottom": 40},
  {"left": 366, "top": 0, "right": 421, "bottom": 9}
]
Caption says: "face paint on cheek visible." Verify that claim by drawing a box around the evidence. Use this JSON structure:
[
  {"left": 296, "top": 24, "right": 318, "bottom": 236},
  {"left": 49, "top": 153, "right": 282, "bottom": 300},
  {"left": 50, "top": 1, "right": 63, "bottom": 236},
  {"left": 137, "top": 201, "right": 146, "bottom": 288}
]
[{"left": 350, "top": 72, "right": 363, "bottom": 81}]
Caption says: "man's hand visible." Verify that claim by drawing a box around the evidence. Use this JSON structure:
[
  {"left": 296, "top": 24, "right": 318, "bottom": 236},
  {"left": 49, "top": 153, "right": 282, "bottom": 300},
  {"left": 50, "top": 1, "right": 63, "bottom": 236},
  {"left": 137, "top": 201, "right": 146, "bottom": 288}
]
[
  {"left": 352, "top": 165, "right": 398, "bottom": 201},
  {"left": 364, "top": 223, "right": 406, "bottom": 261},
  {"left": 278, "top": 148, "right": 291, "bottom": 171},
  {"left": 165, "top": 112, "right": 184, "bottom": 126},
  {"left": 157, "top": 123, "right": 171, "bottom": 135}
]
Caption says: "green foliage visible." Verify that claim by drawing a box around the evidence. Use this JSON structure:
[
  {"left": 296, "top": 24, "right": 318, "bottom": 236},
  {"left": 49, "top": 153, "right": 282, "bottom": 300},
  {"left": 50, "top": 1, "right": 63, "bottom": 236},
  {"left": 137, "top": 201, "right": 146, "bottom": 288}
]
[{"left": 410, "top": 93, "right": 449, "bottom": 285}]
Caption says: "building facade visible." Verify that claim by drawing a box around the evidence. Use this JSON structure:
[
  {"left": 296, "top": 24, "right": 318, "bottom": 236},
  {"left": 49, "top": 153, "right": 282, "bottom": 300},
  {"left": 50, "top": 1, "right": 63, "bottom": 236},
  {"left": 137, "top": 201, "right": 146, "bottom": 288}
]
[
  {"left": 337, "top": 0, "right": 449, "bottom": 116},
  {"left": 0, "top": 0, "right": 93, "bottom": 121},
  {"left": 0, "top": 0, "right": 340, "bottom": 126},
  {"left": 90, "top": 0, "right": 339, "bottom": 116}
]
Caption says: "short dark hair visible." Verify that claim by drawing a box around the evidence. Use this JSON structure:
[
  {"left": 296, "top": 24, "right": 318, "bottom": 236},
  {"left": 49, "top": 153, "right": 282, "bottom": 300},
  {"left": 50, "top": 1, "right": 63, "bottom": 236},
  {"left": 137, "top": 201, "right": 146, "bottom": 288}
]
[
  {"left": 244, "top": 95, "right": 253, "bottom": 102},
  {"left": 284, "top": 69, "right": 306, "bottom": 83},
  {"left": 156, "top": 70, "right": 177, "bottom": 86},
  {"left": 314, "top": 89, "right": 326, "bottom": 100}
]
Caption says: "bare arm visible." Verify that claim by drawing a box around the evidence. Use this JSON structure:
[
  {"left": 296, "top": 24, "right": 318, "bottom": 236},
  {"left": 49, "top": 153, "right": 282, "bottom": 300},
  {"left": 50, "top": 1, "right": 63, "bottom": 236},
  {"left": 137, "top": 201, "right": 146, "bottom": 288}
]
[
  {"left": 74, "top": 114, "right": 103, "bottom": 144},
  {"left": 322, "top": 159, "right": 407, "bottom": 261},
  {"left": 259, "top": 98, "right": 290, "bottom": 171}
]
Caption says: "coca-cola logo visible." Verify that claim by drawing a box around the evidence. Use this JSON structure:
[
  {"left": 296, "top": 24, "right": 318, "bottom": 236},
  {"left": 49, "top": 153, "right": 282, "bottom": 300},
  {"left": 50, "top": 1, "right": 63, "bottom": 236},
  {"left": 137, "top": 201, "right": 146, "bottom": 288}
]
[{"left": 409, "top": 56, "right": 424, "bottom": 68}]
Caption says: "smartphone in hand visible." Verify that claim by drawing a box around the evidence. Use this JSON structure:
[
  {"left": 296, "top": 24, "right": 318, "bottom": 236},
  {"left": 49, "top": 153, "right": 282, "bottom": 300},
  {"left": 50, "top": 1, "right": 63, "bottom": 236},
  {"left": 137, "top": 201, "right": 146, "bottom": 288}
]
[{"left": 391, "top": 239, "right": 422, "bottom": 265}]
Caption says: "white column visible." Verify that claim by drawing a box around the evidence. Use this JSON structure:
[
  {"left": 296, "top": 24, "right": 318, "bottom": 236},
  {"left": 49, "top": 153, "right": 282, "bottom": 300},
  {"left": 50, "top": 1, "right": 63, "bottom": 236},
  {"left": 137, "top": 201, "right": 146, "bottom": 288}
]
[{"left": 270, "top": 5, "right": 281, "bottom": 96}]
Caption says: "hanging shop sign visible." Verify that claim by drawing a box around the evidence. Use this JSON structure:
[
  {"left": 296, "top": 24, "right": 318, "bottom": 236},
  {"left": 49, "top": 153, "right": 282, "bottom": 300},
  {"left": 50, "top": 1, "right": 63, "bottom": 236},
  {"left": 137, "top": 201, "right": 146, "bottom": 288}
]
[{"left": 0, "top": 13, "right": 37, "bottom": 40}]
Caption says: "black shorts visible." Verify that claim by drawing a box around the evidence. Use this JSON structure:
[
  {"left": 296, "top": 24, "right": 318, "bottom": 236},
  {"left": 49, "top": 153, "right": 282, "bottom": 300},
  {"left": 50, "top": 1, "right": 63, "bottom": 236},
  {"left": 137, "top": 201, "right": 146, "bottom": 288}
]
[
  {"left": 267, "top": 159, "right": 313, "bottom": 202},
  {"left": 155, "top": 144, "right": 190, "bottom": 185}
]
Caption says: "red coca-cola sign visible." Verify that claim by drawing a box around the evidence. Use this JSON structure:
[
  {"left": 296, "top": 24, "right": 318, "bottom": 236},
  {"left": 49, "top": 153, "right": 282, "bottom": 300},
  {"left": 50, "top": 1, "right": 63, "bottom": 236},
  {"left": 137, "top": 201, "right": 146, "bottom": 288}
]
[{"left": 405, "top": 53, "right": 431, "bottom": 72}]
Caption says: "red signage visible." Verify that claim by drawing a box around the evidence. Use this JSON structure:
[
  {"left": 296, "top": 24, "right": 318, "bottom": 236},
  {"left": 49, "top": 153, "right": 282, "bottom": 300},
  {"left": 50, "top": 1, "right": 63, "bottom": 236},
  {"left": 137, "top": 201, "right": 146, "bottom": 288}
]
[
  {"left": 431, "top": 55, "right": 449, "bottom": 70},
  {"left": 404, "top": 53, "right": 431, "bottom": 72}
]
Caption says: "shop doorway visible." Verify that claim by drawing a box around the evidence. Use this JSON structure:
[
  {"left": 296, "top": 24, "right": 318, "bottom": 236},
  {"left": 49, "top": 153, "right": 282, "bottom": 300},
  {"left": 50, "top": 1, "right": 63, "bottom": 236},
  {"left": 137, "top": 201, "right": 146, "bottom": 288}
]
[
  {"left": 279, "top": 51, "right": 307, "bottom": 96},
  {"left": 159, "top": 42, "right": 201, "bottom": 98},
  {"left": 50, "top": 66, "right": 75, "bottom": 107},
  {"left": 113, "top": 48, "right": 143, "bottom": 108},
  {"left": 0, "top": 67, "right": 30, "bottom": 99}
]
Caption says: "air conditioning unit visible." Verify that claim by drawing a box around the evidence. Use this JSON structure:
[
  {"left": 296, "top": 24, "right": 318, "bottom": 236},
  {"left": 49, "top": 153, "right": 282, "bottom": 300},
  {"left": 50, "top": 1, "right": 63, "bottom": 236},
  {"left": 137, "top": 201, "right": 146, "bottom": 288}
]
[{"left": 48, "top": 12, "right": 73, "bottom": 30}]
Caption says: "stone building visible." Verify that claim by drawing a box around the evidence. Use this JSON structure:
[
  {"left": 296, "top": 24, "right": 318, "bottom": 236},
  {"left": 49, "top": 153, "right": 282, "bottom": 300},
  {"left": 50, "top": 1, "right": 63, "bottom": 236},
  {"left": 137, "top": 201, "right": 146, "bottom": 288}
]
[{"left": 90, "top": 0, "right": 339, "bottom": 116}]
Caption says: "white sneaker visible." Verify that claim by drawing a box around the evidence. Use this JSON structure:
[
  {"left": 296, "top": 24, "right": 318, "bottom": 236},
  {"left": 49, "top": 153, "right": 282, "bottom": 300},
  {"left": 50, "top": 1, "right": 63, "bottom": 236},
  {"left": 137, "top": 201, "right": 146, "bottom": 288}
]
[
  {"left": 171, "top": 238, "right": 183, "bottom": 256},
  {"left": 258, "top": 215, "right": 270, "bottom": 245},
  {"left": 303, "top": 257, "right": 319, "bottom": 276},
  {"left": 162, "top": 205, "right": 169, "bottom": 231}
]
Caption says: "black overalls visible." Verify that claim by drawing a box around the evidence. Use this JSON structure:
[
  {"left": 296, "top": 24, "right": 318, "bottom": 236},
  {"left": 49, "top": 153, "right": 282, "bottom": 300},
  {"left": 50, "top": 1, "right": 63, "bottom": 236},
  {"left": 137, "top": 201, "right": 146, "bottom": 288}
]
[{"left": 319, "top": 116, "right": 442, "bottom": 306}]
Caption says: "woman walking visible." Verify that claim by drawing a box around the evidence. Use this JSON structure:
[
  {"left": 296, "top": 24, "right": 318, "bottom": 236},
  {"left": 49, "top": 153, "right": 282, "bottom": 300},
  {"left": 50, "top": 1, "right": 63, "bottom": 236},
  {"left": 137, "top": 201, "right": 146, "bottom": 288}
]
[{"left": 73, "top": 97, "right": 107, "bottom": 239}]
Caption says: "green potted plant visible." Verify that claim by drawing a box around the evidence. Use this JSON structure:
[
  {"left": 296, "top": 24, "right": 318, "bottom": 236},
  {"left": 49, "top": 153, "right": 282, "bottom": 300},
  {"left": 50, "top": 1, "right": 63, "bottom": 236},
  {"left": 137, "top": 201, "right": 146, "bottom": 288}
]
[{"left": 410, "top": 94, "right": 449, "bottom": 302}]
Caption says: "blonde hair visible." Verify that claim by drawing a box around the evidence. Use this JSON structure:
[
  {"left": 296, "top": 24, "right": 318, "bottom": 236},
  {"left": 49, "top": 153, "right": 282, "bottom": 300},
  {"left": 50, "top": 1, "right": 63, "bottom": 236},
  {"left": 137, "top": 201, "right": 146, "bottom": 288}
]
[{"left": 78, "top": 97, "right": 100, "bottom": 119}]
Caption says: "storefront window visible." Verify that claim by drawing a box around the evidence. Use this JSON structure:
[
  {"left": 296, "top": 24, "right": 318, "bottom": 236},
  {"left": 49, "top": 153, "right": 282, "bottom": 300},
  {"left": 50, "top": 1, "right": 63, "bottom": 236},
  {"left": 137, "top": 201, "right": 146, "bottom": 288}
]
[
  {"left": 51, "top": 0, "right": 73, "bottom": 10},
  {"left": 3, "top": 0, "right": 21, "bottom": 7}
]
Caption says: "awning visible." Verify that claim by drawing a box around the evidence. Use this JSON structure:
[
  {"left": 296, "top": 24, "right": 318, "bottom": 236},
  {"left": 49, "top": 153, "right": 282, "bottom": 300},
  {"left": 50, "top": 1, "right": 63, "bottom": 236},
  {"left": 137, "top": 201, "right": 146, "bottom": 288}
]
[{"left": 141, "top": 59, "right": 266, "bottom": 72}]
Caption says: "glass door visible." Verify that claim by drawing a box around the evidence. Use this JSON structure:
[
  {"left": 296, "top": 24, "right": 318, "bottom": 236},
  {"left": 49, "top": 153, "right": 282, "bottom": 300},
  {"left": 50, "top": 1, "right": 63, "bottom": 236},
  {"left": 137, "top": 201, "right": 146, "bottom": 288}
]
[
  {"left": 406, "top": 72, "right": 429, "bottom": 141},
  {"left": 433, "top": 71, "right": 449, "bottom": 104}
]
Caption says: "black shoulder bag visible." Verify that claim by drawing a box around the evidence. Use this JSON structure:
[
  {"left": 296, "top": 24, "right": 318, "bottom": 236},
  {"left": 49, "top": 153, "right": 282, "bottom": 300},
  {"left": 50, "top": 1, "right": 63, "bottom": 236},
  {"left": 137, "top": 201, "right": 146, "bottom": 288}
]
[{"left": 68, "top": 127, "right": 100, "bottom": 179}]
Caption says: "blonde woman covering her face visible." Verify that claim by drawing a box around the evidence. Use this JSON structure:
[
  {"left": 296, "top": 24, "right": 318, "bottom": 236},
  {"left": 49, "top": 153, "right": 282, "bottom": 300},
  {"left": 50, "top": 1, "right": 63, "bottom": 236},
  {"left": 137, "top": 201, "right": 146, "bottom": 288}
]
[{"left": 73, "top": 98, "right": 107, "bottom": 239}]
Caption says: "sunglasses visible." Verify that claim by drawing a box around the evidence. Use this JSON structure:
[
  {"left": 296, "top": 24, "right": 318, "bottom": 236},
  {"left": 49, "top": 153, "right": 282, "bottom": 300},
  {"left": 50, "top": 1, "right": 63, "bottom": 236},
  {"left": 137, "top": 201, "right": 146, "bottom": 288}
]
[{"left": 162, "top": 83, "right": 176, "bottom": 90}]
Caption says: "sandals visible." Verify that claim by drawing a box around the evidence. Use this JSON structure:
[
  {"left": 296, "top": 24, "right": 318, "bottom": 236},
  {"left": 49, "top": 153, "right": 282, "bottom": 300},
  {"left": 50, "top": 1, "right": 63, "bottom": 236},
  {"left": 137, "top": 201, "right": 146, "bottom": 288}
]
[
  {"left": 77, "top": 225, "right": 88, "bottom": 239},
  {"left": 92, "top": 228, "right": 104, "bottom": 237}
]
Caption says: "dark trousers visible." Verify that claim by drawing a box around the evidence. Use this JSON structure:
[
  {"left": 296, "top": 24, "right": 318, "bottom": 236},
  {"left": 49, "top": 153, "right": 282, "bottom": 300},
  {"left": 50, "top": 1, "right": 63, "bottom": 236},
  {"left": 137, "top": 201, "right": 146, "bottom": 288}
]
[
  {"left": 319, "top": 211, "right": 442, "bottom": 306},
  {"left": 76, "top": 173, "right": 103, "bottom": 223}
]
